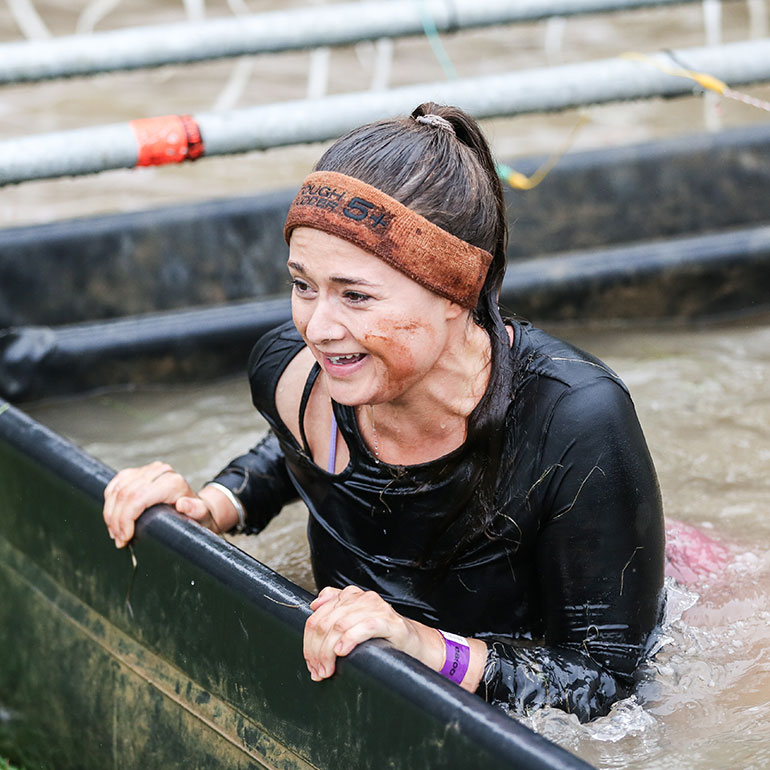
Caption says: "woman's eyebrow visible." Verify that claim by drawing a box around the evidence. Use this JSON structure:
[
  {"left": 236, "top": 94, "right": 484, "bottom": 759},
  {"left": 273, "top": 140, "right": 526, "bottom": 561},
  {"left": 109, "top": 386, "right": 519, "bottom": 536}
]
[
  {"left": 288, "top": 261, "right": 379, "bottom": 288},
  {"left": 329, "top": 275, "right": 379, "bottom": 288}
]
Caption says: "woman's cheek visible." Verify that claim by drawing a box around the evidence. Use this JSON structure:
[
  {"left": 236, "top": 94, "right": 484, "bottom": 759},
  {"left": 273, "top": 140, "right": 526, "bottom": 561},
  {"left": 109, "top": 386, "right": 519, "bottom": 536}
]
[
  {"left": 363, "top": 320, "right": 434, "bottom": 392},
  {"left": 292, "top": 301, "right": 320, "bottom": 353},
  {"left": 291, "top": 298, "right": 307, "bottom": 336}
]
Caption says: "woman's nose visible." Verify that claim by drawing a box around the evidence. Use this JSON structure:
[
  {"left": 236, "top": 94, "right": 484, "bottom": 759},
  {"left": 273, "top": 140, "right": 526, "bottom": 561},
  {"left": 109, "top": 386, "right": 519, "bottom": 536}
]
[{"left": 304, "top": 297, "right": 346, "bottom": 344}]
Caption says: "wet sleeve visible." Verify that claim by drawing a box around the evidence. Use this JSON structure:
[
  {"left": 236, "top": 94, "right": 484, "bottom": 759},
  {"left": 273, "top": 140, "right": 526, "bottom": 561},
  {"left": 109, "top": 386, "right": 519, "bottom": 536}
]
[
  {"left": 476, "top": 378, "right": 665, "bottom": 721},
  {"left": 210, "top": 430, "right": 299, "bottom": 534}
]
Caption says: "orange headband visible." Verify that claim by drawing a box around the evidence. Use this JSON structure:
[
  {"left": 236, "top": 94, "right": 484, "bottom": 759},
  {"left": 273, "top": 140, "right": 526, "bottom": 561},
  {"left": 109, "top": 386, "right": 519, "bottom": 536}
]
[{"left": 283, "top": 171, "right": 493, "bottom": 308}]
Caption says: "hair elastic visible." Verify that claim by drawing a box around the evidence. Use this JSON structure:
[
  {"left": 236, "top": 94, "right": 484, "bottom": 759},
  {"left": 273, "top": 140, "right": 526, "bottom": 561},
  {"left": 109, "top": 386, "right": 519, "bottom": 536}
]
[
  {"left": 284, "top": 171, "right": 492, "bottom": 308},
  {"left": 438, "top": 629, "right": 470, "bottom": 684},
  {"left": 414, "top": 113, "right": 456, "bottom": 134}
]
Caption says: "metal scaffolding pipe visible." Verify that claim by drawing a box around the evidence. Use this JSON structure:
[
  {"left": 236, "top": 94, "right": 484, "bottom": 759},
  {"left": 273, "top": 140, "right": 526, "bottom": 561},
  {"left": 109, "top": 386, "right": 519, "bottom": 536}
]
[
  {"left": 0, "top": 0, "right": 717, "bottom": 85},
  {"left": 2, "top": 38, "right": 769, "bottom": 187}
]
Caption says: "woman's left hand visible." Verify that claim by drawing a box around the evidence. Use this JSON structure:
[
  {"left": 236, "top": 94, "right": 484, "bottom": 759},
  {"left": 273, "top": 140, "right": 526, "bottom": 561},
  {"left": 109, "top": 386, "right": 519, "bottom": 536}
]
[{"left": 303, "top": 585, "right": 443, "bottom": 682}]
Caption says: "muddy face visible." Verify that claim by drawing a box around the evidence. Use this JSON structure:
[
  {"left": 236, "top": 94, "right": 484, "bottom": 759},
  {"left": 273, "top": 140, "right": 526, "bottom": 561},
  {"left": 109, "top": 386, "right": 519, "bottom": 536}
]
[{"left": 287, "top": 227, "right": 460, "bottom": 407}]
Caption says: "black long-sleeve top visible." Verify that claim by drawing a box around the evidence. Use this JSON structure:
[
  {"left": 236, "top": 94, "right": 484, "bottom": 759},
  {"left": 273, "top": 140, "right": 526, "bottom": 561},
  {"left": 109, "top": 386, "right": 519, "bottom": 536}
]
[{"left": 213, "top": 320, "right": 665, "bottom": 722}]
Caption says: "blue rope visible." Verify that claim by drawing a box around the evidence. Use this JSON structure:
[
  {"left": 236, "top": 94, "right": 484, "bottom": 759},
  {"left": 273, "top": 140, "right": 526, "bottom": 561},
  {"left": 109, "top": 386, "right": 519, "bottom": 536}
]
[{"left": 413, "top": 0, "right": 458, "bottom": 80}]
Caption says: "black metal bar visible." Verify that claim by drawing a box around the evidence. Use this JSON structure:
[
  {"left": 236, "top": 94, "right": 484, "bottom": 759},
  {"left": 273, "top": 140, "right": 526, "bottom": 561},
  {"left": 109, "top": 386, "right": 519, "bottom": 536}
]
[{"left": 3, "top": 222, "right": 769, "bottom": 401}]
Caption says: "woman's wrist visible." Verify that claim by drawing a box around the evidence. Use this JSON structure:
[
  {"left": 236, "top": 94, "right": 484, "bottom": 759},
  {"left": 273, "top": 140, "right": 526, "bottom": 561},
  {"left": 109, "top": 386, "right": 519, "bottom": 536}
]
[
  {"left": 198, "top": 484, "right": 242, "bottom": 533},
  {"left": 405, "top": 621, "right": 486, "bottom": 692},
  {"left": 456, "top": 637, "right": 487, "bottom": 692},
  {"left": 437, "top": 630, "right": 471, "bottom": 684}
]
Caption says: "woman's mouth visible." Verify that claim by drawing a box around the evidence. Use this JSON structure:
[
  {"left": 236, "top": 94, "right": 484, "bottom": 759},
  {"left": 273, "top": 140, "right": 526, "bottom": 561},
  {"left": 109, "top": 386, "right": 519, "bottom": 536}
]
[
  {"left": 327, "top": 353, "right": 364, "bottom": 364},
  {"left": 322, "top": 352, "right": 367, "bottom": 374}
]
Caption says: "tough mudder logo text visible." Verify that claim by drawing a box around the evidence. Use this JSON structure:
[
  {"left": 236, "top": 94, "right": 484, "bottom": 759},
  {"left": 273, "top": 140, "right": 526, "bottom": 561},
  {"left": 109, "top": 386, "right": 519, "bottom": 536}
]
[{"left": 297, "top": 183, "right": 391, "bottom": 230}]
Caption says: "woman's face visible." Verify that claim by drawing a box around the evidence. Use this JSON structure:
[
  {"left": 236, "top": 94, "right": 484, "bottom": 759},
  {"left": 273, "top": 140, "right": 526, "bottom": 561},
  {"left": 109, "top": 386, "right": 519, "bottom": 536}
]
[{"left": 288, "top": 227, "right": 462, "bottom": 407}]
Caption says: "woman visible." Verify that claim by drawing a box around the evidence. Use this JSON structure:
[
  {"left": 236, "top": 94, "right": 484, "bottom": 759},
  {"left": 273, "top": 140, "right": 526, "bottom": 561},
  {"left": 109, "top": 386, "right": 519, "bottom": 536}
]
[{"left": 103, "top": 102, "right": 665, "bottom": 722}]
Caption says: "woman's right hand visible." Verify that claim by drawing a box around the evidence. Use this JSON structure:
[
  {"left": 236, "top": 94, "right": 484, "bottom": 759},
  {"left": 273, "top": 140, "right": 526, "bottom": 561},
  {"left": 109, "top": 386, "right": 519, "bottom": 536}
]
[{"left": 103, "top": 461, "right": 217, "bottom": 548}]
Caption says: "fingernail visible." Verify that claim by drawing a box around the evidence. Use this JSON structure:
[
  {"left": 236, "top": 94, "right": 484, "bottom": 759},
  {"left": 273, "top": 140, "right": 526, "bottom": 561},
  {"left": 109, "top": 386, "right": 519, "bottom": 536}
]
[{"left": 335, "top": 641, "right": 344, "bottom": 654}]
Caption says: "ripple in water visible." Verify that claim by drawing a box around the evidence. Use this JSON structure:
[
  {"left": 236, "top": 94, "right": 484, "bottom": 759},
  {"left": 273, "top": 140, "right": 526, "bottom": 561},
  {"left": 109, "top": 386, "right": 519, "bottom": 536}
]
[{"left": 518, "top": 551, "right": 770, "bottom": 769}]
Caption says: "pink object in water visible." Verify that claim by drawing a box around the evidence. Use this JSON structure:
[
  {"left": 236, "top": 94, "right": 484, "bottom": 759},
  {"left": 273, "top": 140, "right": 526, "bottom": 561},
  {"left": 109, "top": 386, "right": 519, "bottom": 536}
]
[{"left": 665, "top": 519, "right": 731, "bottom": 585}]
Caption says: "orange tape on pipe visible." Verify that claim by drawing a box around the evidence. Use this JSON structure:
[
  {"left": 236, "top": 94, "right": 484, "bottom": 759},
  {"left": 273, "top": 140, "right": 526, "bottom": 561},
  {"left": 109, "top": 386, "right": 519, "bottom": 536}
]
[{"left": 130, "top": 114, "right": 205, "bottom": 167}]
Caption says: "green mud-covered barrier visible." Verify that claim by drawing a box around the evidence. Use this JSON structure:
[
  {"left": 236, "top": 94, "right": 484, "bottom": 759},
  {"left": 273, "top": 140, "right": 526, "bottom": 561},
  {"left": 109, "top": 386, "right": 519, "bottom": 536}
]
[{"left": 0, "top": 401, "right": 593, "bottom": 770}]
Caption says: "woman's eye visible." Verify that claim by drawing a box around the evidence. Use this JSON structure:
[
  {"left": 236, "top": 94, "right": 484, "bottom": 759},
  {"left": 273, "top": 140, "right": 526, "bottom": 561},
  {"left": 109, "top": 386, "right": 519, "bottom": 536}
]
[
  {"left": 291, "top": 278, "right": 311, "bottom": 294},
  {"left": 344, "top": 291, "right": 371, "bottom": 304}
]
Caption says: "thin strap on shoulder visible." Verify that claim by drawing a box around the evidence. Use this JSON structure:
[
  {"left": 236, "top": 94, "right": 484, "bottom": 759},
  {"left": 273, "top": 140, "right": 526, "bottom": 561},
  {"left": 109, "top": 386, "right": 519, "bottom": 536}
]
[
  {"left": 298, "top": 362, "right": 322, "bottom": 455},
  {"left": 328, "top": 410, "right": 338, "bottom": 473}
]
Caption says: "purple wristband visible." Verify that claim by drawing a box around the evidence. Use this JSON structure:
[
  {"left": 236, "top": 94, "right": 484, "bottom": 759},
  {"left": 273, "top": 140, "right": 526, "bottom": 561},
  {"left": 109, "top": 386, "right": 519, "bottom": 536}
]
[{"left": 438, "top": 630, "right": 470, "bottom": 684}]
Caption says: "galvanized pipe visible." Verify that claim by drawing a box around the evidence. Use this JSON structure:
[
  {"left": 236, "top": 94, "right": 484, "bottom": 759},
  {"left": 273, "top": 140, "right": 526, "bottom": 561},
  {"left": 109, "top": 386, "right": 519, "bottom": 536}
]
[
  {"left": 0, "top": 0, "right": 722, "bottom": 85},
  {"left": 2, "top": 38, "right": 769, "bottom": 186}
]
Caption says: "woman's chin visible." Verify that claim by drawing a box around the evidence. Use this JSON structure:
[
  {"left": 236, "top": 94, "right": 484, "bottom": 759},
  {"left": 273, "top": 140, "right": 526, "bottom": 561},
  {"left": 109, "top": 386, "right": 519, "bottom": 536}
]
[{"left": 323, "top": 379, "right": 375, "bottom": 407}]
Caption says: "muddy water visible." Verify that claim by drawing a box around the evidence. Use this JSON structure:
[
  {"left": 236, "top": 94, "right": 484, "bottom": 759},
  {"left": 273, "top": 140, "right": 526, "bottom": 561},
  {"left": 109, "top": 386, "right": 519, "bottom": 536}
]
[
  {"left": 5, "top": 1, "right": 770, "bottom": 767},
  {"left": 24, "top": 315, "right": 770, "bottom": 769},
  {"left": 521, "top": 318, "right": 770, "bottom": 769}
]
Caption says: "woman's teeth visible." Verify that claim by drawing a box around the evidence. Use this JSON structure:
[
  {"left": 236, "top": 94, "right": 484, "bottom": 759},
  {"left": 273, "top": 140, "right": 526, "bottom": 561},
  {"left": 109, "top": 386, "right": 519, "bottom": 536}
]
[{"left": 328, "top": 354, "right": 364, "bottom": 364}]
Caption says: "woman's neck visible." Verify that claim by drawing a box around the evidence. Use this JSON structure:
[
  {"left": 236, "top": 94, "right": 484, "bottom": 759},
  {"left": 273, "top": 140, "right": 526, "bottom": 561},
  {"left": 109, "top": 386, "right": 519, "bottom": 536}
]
[{"left": 365, "top": 319, "right": 491, "bottom": 458}]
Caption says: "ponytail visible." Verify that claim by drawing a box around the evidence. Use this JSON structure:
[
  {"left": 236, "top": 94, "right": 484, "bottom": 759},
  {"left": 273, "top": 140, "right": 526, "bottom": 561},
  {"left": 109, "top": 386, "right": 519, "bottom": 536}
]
[{"left": 314, "top": 102, "right": 518, "bottom": 557}]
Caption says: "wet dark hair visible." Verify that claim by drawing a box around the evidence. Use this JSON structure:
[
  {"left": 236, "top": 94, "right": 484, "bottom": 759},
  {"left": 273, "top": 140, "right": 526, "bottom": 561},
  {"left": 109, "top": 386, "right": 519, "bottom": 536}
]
[{"left": 314, "top": 102, "right": 514, "bottom": 556}]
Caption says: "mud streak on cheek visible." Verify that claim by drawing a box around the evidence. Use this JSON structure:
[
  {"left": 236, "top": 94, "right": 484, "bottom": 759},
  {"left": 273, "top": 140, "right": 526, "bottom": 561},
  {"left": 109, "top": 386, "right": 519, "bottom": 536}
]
[{"left": 363, "top": 318, "right": 432, "bottom": 393}]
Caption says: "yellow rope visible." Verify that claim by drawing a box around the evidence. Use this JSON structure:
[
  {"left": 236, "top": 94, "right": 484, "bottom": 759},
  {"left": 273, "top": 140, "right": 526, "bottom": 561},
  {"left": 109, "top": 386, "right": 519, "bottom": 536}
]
[
  {"left": 621, "top": 51, "right": 727, "bottom": 93},
  {"left": 499, "top": 50, "right": 770, "bottom": 193},
  {"left": 622, "top": 51, "right": 770, "bottom": 113},
  {"left": 499, "top": 113, "right": 590, "bottom": 191}
]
